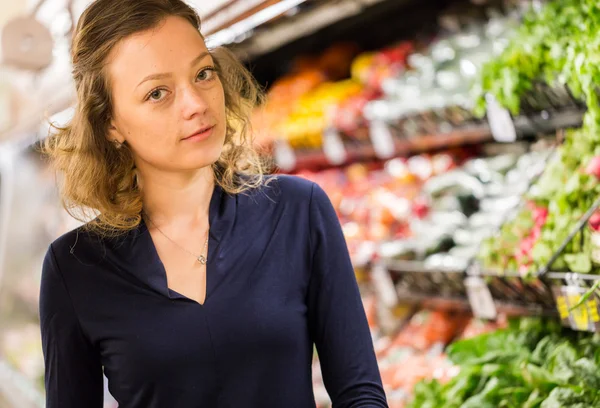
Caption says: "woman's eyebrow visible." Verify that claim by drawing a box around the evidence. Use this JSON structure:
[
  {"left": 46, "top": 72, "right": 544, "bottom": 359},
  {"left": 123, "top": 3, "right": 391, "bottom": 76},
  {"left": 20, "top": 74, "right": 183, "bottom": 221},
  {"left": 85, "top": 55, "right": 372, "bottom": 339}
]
[
  {"left": 190, "top": 51, "right": 211, "bottom": 67},
  {"left": 135, "top": 51, "right": 211, "bottom": 89}
]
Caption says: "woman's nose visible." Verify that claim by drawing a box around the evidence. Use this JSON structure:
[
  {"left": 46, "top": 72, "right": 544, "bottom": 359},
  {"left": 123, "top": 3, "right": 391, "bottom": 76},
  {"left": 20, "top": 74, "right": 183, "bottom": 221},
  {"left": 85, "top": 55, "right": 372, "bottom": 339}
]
[{"left": 180, "top": 86, "right": 209, "bottom": 120}]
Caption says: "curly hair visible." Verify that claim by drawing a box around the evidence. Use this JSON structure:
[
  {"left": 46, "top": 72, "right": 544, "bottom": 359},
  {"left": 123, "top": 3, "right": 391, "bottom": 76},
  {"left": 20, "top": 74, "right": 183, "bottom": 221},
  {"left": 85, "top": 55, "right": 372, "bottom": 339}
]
[{"left": 41, "top": 0, "right": 269, "bottom": 237}]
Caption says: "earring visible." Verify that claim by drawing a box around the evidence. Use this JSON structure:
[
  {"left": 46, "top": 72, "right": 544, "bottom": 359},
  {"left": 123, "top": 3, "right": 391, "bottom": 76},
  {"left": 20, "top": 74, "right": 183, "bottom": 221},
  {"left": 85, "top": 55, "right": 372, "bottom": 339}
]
[{"left": 112, "top": 140, "right": 123, "bottom": 149}]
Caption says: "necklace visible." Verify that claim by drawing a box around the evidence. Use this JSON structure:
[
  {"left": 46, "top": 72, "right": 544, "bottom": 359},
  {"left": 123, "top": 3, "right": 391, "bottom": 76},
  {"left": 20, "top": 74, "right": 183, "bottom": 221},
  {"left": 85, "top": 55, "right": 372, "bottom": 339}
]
[{"left": 144, "top": 214, "right": 210, "bottom": 265}]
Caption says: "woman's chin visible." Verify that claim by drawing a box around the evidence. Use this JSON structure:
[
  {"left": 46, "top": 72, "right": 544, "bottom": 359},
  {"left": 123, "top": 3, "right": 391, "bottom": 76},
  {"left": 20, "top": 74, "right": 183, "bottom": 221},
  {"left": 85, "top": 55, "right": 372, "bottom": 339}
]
[{"left": 181, "top": 147, "right": 224, "bottom": 170}]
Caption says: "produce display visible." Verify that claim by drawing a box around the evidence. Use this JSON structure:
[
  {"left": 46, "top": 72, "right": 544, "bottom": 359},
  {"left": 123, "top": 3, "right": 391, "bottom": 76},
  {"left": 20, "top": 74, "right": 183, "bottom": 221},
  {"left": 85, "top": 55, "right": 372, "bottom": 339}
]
[
  {"left": 304, "top": 2, "right": 600, "bottom": 405},
  {"left": 299, "top": 142, "right": 551, "bottom": 271},
  {"left": 364, "top": 9, "right": 516, "bottom": 134},
  {"left": 307, "top": 2, "right": 600, "bottom": 406},
  {"left": 476, "top": 0, "right": 600, "bottom": 276},
  {"left": 384, "top": 312, "right": 507, "bottom": 408},
  {"left": 478, "top": 200, "right": 550, "bottom": 275},
  {"left": 409, "top": 318, "right": 600, "bottom": 408},
  {"left": 297, "top": 150, "right": 466, "bottom": 265},
  {"left": 252, "top": 41, "right": 410, "bottom": 150},
  {"left": 381, "top": 145, "right": 550, "bottom": 273},
  {"left": 478, "top": 143, "right": 600, "bottom": 276},
  {"left": 313, "top": 299, "right": 511, "bottom": 408},
  {"left": 313, "top": 303, "right": 600, "bottom": 408},
  {"left": 377, "top": 309, "right": 472, "bottom": 398},
  {"left": 252, "top": 3, "right": 522, "bottom": 158},
  {"left": 474, "top": 0, "right": 600, "bottom": 119}
]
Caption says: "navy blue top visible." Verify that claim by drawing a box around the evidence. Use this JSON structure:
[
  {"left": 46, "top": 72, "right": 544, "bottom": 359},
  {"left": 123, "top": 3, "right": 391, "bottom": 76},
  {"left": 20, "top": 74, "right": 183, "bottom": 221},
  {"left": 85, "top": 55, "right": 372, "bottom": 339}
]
[{"left": 39, "top": 175, "right": 387, "bottom": 408}]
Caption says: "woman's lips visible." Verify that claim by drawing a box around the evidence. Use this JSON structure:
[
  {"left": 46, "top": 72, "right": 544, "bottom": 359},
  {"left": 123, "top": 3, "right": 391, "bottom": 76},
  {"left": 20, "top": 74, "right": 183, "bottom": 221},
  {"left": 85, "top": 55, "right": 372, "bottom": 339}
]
[{"left": 182, "top": 125, "right": 215, "bottom": 142}]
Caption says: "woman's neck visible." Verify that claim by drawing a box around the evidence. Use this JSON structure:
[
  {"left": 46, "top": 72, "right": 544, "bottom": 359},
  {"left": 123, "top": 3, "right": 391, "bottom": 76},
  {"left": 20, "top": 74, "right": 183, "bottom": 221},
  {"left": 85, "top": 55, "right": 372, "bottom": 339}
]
[{"left": 139, "top": 165, "right": 215, "bottom": 230}]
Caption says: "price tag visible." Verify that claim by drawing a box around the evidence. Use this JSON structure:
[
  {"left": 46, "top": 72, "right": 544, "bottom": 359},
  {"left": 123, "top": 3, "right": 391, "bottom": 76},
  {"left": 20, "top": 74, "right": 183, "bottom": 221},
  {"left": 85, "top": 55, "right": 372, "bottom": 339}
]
[
  {"left": 371, "top": 262, "right": 399, "bottom": 308},
  {"left": 552, "top": 285, "right": 600, "bottom": 332},
  {"left": 465, "top": 276, "right": 497, "bottom": 320},
  {"left": 322, "top": 127, "right": 347, "bottom": 165},
  {"left": 369, "top": 120, "right": 396, "bottom": 159},
  {"left": 486, "top": 94, "right": 517, "bottom": 143},
  {"left": 273, "top": 139, "right": 296, "bottom": 172}
]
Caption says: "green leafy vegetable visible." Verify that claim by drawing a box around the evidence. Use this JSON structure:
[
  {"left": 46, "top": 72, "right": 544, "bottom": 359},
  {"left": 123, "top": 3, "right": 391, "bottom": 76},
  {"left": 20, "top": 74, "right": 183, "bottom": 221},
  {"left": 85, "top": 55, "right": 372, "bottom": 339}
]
[
  {"left": 564, "top": 254, "right": 592, "bottom": 274},
  {"left": 408, "top": 318, "right": 600, "bottom": 408},
  {"left": 476, "top": 0, "right": 600, "bottom": 276}
]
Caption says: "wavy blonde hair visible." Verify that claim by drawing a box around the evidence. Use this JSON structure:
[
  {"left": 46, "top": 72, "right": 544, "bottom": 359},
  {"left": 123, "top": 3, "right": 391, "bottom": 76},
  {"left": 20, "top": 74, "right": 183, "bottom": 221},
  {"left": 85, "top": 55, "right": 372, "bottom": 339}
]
[{"left": 41, "top": 0, "right": 269, "bottom": 237}]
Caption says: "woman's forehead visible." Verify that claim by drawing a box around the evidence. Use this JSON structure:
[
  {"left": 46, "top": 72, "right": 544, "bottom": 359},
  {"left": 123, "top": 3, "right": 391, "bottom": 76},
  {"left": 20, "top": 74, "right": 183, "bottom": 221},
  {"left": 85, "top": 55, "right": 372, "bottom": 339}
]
[{"left": 107, "top": 16, "right": 209, "bottom": 90}]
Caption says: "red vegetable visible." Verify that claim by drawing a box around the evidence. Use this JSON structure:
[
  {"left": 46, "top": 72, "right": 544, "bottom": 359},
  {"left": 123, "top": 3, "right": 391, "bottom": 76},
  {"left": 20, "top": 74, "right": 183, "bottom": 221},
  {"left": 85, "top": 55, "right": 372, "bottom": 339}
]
[
  {"left": 533, "top": 207, "right": 548, "bottom": 225},
  {"left": 412, "top": 197, "right": 429, "bottom": 219},
  {"left": 520, "top": 237, "right": 534, "bottom": 254},
  {"left": 585, "top": 156, "right": 600, "bottom": 179},
  {"left": 589, "top": 211, "right": 600, "bottom": 231},
  {"left": 532, "top": 226, "right": 541, "bottom": 241}
]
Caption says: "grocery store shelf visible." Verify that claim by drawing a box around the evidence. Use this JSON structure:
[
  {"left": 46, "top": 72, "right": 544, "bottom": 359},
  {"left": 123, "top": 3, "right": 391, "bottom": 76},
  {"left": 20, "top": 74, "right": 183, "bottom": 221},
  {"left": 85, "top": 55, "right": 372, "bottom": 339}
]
[
  {"left": 221, "top": 0, "right": 398, "bottom": 59},
  {"left": 387, "top": 259, "right": 561, "bottom": 317},
  {"left": 473, "top": 266, "right": 555, "bottom": 305},
  {"left": 394, "top": 293, "right": 557, "bottom": 317},
  {"left": 206, "top": 0, "right": 308, "bottom": 47},
  {"left": 202, "top": 0, "right": 285, "bottom": 35},
  {"left": 396, "top": 294, "right": 470, "bottom": 310},
  {"left": 275, "top": 101, "right": 585, "bottom": 172},
  {"left": 395, "top": 126, "right": 492, "bottom": 154},
  {"left": 385, "top": 260, "right": 465, "bottom": 275},
  {"left": 494, "top": 301, "right": 557, "bottom": 318},
  {"left": 546, "top": 272, "right": 600, "bottom": 281},
  {"left": 513, "top": 107, "right": 584, "bottom": 135},
  {"left": 286, "top": 126, "right": 492, "bottom": 171}
]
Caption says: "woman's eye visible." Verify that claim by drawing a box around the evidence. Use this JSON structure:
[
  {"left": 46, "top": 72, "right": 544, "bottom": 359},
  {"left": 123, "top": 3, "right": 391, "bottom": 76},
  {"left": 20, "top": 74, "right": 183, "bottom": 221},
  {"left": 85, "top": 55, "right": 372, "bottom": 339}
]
[
  {"left": 197, "top": 67, "right": 216, "bottom": 82},
  {"left": 149, "top": 89, "right": 164, "bottom": 101},
  {"left": 146, "top": 88, "right": 168, "bottom": 102}
]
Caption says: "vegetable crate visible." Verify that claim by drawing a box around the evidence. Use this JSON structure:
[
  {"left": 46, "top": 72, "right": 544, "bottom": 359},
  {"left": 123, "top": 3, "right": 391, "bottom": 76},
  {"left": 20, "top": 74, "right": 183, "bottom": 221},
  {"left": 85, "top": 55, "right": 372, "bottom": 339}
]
[
  {"left": 474, "top": 195, "right": 600, "bottom": 331},
  {"left": 468, "top": 265, "right": 557, "bottom": 316},
  {"left": 384, "top": 260, "right": 467, "bottom": 303},
  {"left": 500, "top": 83, "right": 584, "bottom": 138},
  {"left": 539, "top": 195, "right": 600, "bottom": 332},
  {"left": 518, "top": 83, "right": 585, "bottom": 117}
]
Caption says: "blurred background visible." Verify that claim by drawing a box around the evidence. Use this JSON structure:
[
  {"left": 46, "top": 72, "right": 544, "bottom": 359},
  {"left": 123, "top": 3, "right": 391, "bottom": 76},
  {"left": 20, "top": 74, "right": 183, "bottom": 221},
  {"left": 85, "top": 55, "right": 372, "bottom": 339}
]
[{"left": 3, "top": 0, "right": 600, "bottom": 407}]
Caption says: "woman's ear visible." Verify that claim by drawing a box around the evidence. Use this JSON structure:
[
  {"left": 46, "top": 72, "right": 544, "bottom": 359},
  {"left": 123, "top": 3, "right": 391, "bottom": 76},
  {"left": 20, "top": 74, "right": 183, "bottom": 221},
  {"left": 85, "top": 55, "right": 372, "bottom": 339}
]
[{"left": 107, "top": 122, "right": 124, "bottom": 144}]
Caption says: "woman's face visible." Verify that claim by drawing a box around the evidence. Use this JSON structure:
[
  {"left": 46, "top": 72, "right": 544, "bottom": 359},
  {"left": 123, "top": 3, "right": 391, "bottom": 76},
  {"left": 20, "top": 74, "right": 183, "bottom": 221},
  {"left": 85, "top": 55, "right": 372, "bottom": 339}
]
[{"left": 107, "top": 16, "right": 226, "bottom": 173}]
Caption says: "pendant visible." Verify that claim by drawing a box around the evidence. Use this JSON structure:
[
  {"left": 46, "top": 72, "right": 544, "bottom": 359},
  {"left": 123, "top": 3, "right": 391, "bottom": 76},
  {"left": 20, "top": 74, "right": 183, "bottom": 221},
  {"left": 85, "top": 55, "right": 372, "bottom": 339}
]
[{"left": 197, "top": 255, "right": 207, "bottom": 265}]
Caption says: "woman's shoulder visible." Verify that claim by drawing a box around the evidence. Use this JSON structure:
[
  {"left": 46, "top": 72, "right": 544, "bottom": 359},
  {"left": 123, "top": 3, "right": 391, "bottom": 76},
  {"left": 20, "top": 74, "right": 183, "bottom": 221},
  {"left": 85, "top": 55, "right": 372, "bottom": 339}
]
[
  {"left": 248, "top": 174, "right": 323, "bottom": 206},
  {"left": 49, "top": 224, "right": 88, "bottom": 254},
  {"left": 47, "top": 219, "right": 125, "bottom": 265},
  {"left": 265, "top": 174, "right": 315, "bottom": 195}
]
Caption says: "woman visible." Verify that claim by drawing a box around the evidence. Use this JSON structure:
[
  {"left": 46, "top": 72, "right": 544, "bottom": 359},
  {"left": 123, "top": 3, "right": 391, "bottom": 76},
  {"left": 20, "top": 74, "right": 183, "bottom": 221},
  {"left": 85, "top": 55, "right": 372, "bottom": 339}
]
[{"left": 39, "top": 0, "right": 387, "bottom": 407}]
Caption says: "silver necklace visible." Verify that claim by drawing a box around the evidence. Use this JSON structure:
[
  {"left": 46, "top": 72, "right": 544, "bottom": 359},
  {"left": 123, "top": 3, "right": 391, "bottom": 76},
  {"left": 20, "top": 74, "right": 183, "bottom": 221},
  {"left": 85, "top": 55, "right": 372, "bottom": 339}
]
[{"left": 144, "top": 214, "right": 210, "bottom": 265}]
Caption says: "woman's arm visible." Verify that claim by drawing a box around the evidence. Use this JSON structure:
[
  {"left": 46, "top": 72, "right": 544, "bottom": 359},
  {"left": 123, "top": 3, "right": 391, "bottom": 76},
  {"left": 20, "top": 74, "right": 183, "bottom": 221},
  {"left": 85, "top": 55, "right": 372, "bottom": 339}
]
[
  {"left": 39, "top": 245, "right": 104, "bottom": 408},
  {"left": 307, "top": 183, "right": 388, "bottom": 408}
]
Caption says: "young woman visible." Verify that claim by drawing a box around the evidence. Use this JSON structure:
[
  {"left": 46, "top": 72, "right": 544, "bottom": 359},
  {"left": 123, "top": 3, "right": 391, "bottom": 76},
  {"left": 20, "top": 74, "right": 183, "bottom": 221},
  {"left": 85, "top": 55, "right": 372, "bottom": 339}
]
[{"left": 39, "top": 0, "right": 387, "bottom": 407}]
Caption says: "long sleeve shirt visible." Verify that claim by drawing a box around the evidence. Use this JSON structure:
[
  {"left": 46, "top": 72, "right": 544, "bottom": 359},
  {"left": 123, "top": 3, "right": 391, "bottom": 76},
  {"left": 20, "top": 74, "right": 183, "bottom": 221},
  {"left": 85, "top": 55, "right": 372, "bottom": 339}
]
[{"left": 39, "top": 175, "right": 388, "bottom": 408}]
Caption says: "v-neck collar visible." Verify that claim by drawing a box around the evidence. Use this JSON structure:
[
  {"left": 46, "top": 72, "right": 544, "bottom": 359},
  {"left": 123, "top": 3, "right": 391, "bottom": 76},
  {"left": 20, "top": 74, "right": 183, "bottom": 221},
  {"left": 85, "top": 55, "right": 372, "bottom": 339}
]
[{"left": 116, "top": 181, "right": 237, "bottom": 303}]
